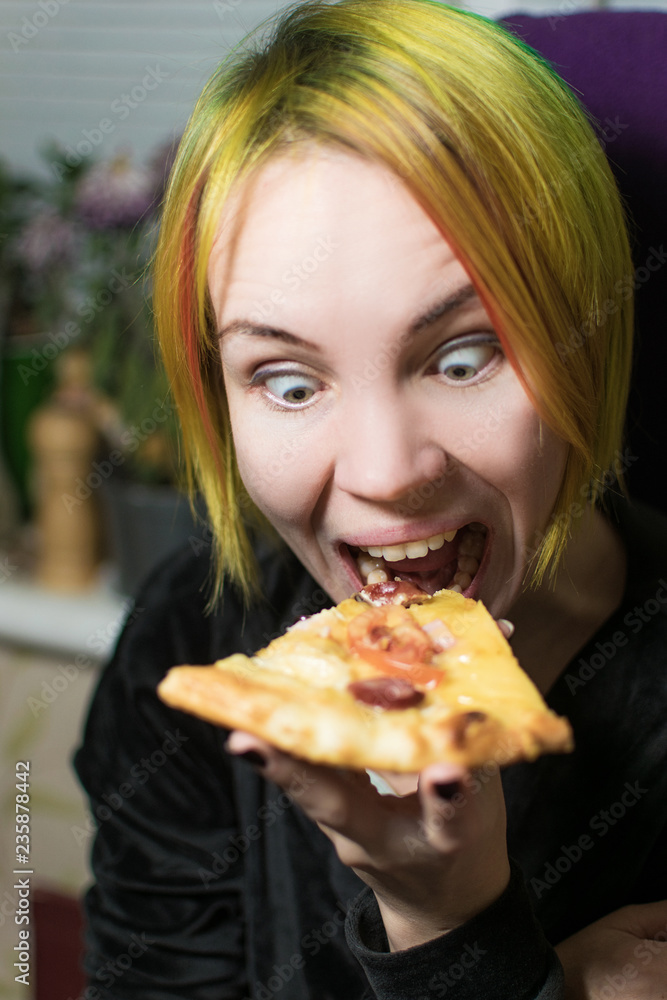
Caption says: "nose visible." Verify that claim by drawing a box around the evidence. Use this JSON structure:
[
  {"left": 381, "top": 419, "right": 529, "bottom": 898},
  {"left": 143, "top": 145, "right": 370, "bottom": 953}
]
[{"left": 334, "top": 391, "right": 448, "bottom": 503}]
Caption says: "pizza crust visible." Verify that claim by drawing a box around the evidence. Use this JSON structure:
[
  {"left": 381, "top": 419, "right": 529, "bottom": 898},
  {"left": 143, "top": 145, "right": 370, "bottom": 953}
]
[{"left": 158, "top": 588, "right": 573, "bottom": 772}]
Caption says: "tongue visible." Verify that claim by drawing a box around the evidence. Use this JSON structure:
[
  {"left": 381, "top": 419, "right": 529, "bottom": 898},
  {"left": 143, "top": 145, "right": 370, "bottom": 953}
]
[
  {"left": 391, "top": 562, "right": 458, "bottom": 596},
  {"left": 361, "top": 540, "right": 461, "bottom": 595}
]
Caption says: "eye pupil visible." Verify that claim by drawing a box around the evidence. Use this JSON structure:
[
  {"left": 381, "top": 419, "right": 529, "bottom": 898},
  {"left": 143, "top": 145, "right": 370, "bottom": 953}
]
[
  {"left": 449, "top": 365, "right": 473, "bottom": 380},
  {"left": 264, "top": 372, "right": 320, "bottom": 406},
  {"left": 436, "top": 339, "right": 498, "bottom": 383}
]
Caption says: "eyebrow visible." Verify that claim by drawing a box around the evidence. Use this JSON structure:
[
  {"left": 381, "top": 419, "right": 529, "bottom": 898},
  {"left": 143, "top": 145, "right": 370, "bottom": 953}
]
[
  {"left": 217, "top": 282, "right": 480, "bottom": 348},
  {"left": 217, "top": 318, "right": 318, "bottom": 350},
  {"left": 409, "top": 283, "right": 479, "bottom": 333}
]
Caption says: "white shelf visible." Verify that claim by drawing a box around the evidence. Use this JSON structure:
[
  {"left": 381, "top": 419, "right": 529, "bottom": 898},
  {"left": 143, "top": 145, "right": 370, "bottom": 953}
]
[{"left": 0, "top": 573, "right": 128, "bottom": 661}]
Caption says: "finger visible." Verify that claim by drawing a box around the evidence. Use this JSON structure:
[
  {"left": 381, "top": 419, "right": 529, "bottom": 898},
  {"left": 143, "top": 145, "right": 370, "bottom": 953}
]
[
  {"left": 419, "top": 763, "right": 507, "bottom": 854},
  {"left": 225, "top": 730, "right": 382, "bottom": 832},
  {"left": 611, "top": 900, "right": 667, "bottom": 941},
  {"left": 417, "top": 764, "right": 473, "bottom": 853}
]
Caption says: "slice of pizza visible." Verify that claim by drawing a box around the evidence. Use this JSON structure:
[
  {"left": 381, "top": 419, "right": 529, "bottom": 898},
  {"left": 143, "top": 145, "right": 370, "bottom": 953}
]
[{"left": 157, "top": 580, "right": 572, "bottom": 773}]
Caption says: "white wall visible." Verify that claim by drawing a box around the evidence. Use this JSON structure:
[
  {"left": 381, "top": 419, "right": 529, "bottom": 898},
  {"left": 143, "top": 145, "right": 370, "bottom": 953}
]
[
  {"left": 1, "top": 0, "right": 280, "bottom": 176},
  {"left": 0, "top": 0, "right": 664, "bottom": 176}
]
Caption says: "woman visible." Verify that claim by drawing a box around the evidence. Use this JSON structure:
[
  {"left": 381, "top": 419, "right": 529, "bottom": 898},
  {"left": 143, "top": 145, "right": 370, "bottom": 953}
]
[{"left": 75, "top": 2, "right": 667, "bottom": 996}]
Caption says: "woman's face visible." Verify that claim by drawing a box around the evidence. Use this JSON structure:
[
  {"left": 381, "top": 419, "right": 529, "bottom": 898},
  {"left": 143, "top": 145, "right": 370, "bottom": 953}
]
[{"left": 209, "top": 150, "right": 567, "bottom": 618}]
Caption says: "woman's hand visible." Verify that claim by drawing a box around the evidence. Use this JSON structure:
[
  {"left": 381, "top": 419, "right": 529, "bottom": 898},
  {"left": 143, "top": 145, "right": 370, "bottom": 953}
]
[
  {"left": 556, "top": 901, "right": 667, "bottom": 999},
  {"left": 226, "top": 731, "right": 510, "bottom": 951}
]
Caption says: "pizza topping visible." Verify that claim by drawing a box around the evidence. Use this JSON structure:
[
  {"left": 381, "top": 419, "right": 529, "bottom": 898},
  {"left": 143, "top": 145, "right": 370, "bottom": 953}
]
[
  {"left": 348, "top": 605, "right": 435, "bottom": 660},
  {"left": 287, "top": 612, "right": 332, "bottom": 638},
  {"left": 422, "top": 618, "right": 456, "bottom": 650},
  {"left": 347, "top": 676, "right": 425, "bottom": 709},
  {"left": 347, "top": 605, "right": 444, "bottom": 687},
  {"left": 356, "top": 580, "right": 429, "bottom": 606}
]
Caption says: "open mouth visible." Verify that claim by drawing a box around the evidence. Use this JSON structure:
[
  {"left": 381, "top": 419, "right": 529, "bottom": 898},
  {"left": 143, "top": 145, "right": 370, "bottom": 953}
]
[{"left": 346, "top": 523, "right": 488, "bottom": 597}]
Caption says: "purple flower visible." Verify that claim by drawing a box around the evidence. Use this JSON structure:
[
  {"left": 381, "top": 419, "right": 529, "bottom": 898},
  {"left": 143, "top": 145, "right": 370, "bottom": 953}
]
[
  {"left": 75, "top": 153, "right": 155, "bottom": 230},
  {"left": 15, "top": 207, "right": 78, "bottom": 273}
]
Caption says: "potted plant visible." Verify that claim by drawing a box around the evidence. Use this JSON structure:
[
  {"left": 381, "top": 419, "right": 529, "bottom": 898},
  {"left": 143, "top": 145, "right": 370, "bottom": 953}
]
[
  {"left": 0, "top": 158, "right": 66, "bottom": 525},
  {"left": 4, "top": 143, "right": 198, "bottom": 594}
]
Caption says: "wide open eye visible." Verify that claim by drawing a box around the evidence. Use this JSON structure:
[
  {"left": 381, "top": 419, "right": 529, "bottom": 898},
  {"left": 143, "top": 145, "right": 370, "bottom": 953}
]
[
  {"left": 263, "top": 371, "right": 321, "bottom": 406},
  {"left": 433, "top": 335, "right": 500, "bottom": 383}
]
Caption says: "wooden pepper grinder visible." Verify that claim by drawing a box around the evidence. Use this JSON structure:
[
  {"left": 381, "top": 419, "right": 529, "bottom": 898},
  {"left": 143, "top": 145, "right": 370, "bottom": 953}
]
[{"left": 28, "top": 350, "right": 102, "bottom": 590}]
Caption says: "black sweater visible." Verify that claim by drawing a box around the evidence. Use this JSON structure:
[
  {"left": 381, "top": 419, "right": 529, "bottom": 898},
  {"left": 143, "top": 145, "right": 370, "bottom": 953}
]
[{"left": 74, "top": 498, "right": 667, "bottom": 998}]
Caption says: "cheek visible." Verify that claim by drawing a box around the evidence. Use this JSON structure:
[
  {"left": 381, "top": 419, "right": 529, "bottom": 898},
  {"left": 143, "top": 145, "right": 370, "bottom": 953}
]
[
  {"left": 231, "top": 411, "right": 323, "bottom": 529},
  {"left": 453, "top": 389, "right": 567, "bottom": 527},
  {"left": 500, "top": 405, "right": 568, "bottom": 527}
]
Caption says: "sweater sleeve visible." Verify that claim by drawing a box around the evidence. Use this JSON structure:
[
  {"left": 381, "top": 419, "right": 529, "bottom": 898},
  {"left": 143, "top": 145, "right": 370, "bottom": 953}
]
[
  {"left": 344, "top": 862, "right": 564, "bottom": 1000},
  {"left": 74, "top": 585, "right": 248, "bottom": 999}
]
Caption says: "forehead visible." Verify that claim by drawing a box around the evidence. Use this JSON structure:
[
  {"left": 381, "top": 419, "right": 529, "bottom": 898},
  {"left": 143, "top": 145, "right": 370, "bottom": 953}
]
[
  {"left": 211, "top": 147, "right": 413, "bottom": 245},
  {"left": 207, "top": 149, "right": 468, "bottom": 334}
]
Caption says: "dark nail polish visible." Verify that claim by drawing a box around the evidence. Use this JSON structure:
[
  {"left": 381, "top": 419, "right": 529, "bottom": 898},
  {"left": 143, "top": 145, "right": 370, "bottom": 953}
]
[
  {"left": 434, "top": 781, "right": 460, "bottom": 800},
  {"left": 237, "top": 750, "right": 267, "bottom": 768}
]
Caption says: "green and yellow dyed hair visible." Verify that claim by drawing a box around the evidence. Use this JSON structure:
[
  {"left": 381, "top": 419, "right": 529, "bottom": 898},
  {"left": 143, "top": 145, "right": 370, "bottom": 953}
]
[{"left": 154, "top": 0, "right": 633, "bottom": 603}]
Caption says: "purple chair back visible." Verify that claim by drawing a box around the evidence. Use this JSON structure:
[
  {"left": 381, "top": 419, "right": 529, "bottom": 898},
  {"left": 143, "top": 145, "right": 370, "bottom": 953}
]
[{"left": 501, "top": 12, "right": 667, "bottom": 510}]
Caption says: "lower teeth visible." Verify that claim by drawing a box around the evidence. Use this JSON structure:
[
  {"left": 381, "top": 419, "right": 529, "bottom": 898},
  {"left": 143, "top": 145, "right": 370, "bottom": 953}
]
[
  {"left": 356, "top": 525, "right": 484, "bottom": 592},
  {"left": 358, "top": 555, "right": 386, "bottom": 577}
]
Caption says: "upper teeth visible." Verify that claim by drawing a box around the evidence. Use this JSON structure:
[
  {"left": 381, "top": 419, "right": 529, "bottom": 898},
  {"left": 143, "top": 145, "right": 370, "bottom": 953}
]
[{"left": 359, "top": 531, "right": 457, "bottom": 563}]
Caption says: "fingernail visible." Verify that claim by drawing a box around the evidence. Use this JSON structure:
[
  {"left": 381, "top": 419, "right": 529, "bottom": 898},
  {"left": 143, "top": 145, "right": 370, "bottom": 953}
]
[
  {"left": 497, "top": 618, "right": 515, "bottom": 639},
  {"left": 434, "top": 781, "right": 461, "bottom": 800},
  {"left": 236, "top": 750, "right": 267, "bottom": 768}
]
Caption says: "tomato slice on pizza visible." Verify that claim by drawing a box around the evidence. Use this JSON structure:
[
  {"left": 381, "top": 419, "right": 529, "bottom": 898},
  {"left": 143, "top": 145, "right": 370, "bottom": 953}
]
[{"left": 158, "top": 581, "right": 573, "bottom": 773}]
